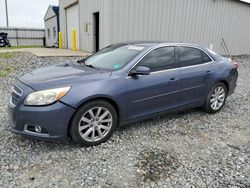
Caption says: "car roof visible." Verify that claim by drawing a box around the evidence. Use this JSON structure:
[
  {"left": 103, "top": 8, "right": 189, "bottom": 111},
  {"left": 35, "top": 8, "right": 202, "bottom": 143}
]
[
  {"left": 113, "top": 41, "right": 223, "bottom": 61},
  {"left": 115, "top": 41, "right": 205, "bottom": 48}
]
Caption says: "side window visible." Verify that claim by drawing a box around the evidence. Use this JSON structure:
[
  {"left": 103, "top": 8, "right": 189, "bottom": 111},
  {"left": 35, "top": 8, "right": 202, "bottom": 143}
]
[
  {"left": 136, "top": 47, "right": 176, "bottom": 72},
  {"left": 53, "top": 27, "right": 57, "bottom": 38},
  {"left": 202, "top": 51, "right": 212, "bottom": 63},
  {"left": 179, "top": 47, "right": 202, "bottom": 67},
  {"left": 179, "top": 47, "right": 212, "bottom": 67},
  {"left": 47, "top": 29, "right": 50, "bottom": 39}
]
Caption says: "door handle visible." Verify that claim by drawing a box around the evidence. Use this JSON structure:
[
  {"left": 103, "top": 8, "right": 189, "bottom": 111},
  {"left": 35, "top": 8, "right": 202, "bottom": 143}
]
[
  {"left": 169, "top": 77, "right": 176, "bottom": 82},
  {"left": 206, "top": 71, "right": 213, "bottom": 75}
]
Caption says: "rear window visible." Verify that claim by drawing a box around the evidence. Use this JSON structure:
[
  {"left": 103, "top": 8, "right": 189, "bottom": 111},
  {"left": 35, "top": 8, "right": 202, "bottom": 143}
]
[{"left": 207, "top": 49, "right": 224, "bottom": 61}]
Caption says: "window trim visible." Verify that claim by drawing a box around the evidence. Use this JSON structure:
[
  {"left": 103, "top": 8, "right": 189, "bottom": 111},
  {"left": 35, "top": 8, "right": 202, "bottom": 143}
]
[
  {"left": 127, "top": 45, "right": 177, "bottom": 77},
  {"left": 47, "top": 28, "right": 51, "bottom": 39},
  {"left": 177, "top": 45, "right": 214, "bottom": 68},
  {"left": 127, "top": 44, "right": 215, "bottom": 78},
  {"left": 53, "top": 27, "right": 57, "bottom": 38}
]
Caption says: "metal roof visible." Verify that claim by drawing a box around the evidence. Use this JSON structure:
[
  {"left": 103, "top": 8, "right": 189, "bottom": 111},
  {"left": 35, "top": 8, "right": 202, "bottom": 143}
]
[{"left": 52, "top": 6, "right": 59, "bottom": 16}]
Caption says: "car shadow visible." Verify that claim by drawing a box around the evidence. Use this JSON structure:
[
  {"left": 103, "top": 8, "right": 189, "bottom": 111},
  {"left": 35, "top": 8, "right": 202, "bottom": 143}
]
[
  {"left": 6, "top": 107, "right": 209, "bottom": 152},
  {"left": 117, "top": 108, "right": 206, "bottom": 132}
]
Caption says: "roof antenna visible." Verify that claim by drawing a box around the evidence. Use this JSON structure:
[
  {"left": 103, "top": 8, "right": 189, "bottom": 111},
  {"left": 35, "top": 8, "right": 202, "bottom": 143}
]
[
  {"left": 221, "top": 38, "right": 232, "bottom": 59},
  {"left": 221, "top": 42, "right": 228, "bottom": 56}
]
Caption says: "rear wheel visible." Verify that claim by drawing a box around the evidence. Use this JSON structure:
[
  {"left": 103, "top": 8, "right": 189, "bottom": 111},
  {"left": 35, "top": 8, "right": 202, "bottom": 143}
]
[
  {"left": 202, "top": 82, "right": 227, "bottom": 113},
  {"left": 70, "top": 100, "right": 117, "bottom": 146}
]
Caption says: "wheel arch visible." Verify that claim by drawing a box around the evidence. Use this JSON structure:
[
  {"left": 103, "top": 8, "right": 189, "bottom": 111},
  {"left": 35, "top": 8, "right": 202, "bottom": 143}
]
[
  {"left": 67, "top": 96, "right": 121, "bottom": 138},
  {"left": 217, "top": 80, "right": 229, "bottom": 93}
]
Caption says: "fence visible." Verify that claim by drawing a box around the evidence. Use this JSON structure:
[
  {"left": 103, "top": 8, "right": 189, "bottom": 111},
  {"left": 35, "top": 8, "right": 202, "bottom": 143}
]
[{"left": 0, "top": 27, "right": 45, "bottom": 46}]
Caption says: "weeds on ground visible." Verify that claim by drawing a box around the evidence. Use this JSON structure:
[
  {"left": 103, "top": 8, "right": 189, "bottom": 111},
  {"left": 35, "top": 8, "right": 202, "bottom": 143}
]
[
  {"left": 0, "top": 64, "right": 16, "bottom": 77},
  {"left": 0, "top": 46, "right": 43, "bottom": 50},
  {"left": 0, "top": 53, "right": 17, "bottom": 77},
  {"left": 0, "top": 53, "right": 14, "bottom": 59}
]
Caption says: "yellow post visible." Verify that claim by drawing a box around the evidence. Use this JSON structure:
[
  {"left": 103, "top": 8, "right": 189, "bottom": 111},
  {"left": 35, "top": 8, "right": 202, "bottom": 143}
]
[
  {"left": 58, "top": 32, "right": 62, "bottom": 49},
  {"left": 72, "top": 29, "right": 77, "bottom": 51}
]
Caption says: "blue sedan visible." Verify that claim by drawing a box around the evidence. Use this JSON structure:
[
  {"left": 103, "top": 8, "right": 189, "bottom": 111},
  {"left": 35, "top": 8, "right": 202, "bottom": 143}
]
[{"left": 8, "top": 42, "right": 238, "bottom": 146}]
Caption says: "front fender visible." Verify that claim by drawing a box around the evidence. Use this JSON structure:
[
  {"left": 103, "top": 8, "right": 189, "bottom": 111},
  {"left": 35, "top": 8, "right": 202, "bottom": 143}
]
[{"left": 59, "top": 77, "right": 127, "bottom": 122}]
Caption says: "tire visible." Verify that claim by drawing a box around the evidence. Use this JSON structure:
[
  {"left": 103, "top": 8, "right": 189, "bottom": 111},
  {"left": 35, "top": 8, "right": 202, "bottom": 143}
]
[
  {"left": 70, "top": 100, "right": 117, "bottom": 146},
  {"left": 202, "top": 82, "right": 227, "bottom": 114}
]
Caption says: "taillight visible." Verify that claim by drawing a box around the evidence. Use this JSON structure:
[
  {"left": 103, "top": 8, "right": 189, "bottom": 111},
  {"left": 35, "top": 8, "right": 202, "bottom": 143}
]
[{"left": 232, "top": 61, "right": 239, "bottom": 69}]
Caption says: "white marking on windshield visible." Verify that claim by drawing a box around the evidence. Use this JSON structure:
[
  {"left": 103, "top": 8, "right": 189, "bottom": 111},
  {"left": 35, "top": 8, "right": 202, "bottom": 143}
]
[{"left": 128, "top": 46, "right": 144, "bottom": 51}]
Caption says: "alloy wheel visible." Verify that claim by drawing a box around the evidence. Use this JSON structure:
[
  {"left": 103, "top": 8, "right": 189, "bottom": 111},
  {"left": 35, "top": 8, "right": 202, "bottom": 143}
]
[
  {"left": 210, "top": 86, "right": 226, "bottom": 110},
  {"left": 78, "top": 107, "right": 113, "bottom": 142}
]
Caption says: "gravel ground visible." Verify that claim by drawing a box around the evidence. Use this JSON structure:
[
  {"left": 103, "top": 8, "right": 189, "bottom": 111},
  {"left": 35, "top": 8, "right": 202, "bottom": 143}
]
[{"left": 0, "top": 52, "right": 249, "bottom": 187}]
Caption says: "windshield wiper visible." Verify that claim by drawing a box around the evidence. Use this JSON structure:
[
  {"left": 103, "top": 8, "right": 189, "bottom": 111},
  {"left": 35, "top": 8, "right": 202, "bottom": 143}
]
[
  {"left": 77, "top": 58, "right": 99, "bottom": 69},
  {"left": 85, "top": 64, "right": 98, "bottom": 69}
]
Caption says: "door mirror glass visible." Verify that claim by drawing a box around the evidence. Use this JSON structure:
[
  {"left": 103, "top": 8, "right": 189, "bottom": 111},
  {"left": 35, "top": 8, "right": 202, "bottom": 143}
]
[{"left": 130, "top": 66, "right": 151, "bottom": 76}]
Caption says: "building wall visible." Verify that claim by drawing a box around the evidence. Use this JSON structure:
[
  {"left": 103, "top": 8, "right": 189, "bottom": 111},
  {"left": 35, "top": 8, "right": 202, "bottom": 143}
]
[
  {"left": 66, "top": 4, "right": 80, "bottom": 49},
  {"left": 59, "top": 0, "right": 250, "bottom": 55},
  {"left": 0, "top": 27, "right": 45, "bottom": 46},
  {"left": 78, "top": 0, "right": 112, "bottom": 52},
  {"left": 44, "top": 6, "right": 56, "bottom": 21},
  {"left": 60, "top": 0, "right": 112, "bottom": 52},
  {"left": 45, "top": 16, "right": 58, "bottom": 47},
  {"left": 59, "top": 0, "right": 79, "bottom": 49},
  {"left": 109, "top": 0, "right": 250, "bottom": 55}
]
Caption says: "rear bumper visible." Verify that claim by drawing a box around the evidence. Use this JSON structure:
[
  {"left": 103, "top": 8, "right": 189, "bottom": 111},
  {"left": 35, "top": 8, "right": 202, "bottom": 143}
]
[
  {"left": 8, "top": 101, "right": 75, "bottom": 142},
  {"left": 228, "top": 69, "right": 238, "bottom": 96}
]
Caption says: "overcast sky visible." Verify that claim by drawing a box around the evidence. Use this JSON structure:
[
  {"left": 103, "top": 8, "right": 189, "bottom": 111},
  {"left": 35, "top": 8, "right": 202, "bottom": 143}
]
[{"left": 0, "top": 0, "right": 58, "bottom": 28}]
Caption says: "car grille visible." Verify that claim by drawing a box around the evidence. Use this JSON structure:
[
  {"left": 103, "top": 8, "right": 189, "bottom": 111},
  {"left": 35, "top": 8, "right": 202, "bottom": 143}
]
[{"left": 9, "top": 85, "right": 23, "bottom": 107}]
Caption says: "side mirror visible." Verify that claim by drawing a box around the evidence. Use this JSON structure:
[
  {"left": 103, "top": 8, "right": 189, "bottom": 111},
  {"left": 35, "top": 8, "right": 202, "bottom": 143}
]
[{"left": 130, "top": 66, "right": 151, "bottom": 77}]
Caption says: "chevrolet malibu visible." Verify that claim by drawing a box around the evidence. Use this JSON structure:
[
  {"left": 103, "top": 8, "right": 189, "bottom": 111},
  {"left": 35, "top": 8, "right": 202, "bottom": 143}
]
[{"left": 8, "top": 42, "right": 238, "bottom": 146}]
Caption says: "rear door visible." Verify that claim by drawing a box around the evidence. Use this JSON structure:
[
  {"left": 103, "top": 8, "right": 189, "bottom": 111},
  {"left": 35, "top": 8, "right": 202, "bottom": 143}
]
[
  {"left": 178, "top": 46, "right": 214, "bottom": 107},
  {"left": 126, "top": 46, "right": 180, "bottom": 120}
]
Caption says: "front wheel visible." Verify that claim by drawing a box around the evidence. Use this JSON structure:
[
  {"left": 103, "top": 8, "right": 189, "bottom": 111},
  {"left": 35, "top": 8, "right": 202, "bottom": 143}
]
[
  {"left": 70, "top": 100, "right": 117, "bottom": 146},
  {"left": 202, "top": 82, "right": 227, "bottom": 114}
]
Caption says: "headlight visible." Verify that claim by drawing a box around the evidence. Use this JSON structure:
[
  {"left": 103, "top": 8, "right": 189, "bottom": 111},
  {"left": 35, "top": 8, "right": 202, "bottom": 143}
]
[{"left": 24, "top": 87, "right": 71, "bottom": 106}]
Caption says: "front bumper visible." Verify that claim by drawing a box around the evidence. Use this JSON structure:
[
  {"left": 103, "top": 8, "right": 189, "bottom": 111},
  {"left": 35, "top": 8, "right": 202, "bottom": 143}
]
[
  {"left": 8, "top": 81, "right": 75, "bottom": 142},
  {"left": 8, "top": 102, "right": 75, "bottom": 142}
]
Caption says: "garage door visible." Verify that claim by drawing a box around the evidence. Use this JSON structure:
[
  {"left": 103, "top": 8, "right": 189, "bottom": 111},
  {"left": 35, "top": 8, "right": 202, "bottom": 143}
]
[{"left": 66, "top": 4, "right": 80, "bottom": 50}]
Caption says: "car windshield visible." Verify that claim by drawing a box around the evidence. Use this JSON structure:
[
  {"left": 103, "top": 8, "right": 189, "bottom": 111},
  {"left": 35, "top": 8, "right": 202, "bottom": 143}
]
[{"left": 84, "top": 44, "right": 145, "bottom": 70}]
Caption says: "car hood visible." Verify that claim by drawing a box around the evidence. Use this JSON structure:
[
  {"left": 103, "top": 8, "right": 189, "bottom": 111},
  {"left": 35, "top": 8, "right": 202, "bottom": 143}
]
[{"left": 19, "top": 62, "right": 112, "bottom": 90}]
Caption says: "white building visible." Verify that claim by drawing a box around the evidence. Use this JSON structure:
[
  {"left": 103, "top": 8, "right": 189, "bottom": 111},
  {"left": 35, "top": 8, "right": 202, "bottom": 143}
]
[
  {"left": 44, "top": 5, "right": 60, "bottom": 47},
  {"left": 59, "top": 0, "right": 250, "bottom": 55}
]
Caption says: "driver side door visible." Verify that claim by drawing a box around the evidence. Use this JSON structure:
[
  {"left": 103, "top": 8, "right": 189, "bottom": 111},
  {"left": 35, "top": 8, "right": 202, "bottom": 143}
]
[{"left": 125, "top": 46, "right": 180, "bottom": 120}]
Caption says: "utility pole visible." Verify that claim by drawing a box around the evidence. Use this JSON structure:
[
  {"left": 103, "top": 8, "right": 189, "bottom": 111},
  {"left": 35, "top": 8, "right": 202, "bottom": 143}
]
[{"left": 5, "top": 0, "right": 9, "bottom": 27}]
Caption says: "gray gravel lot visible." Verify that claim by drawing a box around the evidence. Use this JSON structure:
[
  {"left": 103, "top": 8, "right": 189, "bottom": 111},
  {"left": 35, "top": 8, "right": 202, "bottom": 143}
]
[{"left": 0, "top": 52, "right": 249, "bottom": 187}]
